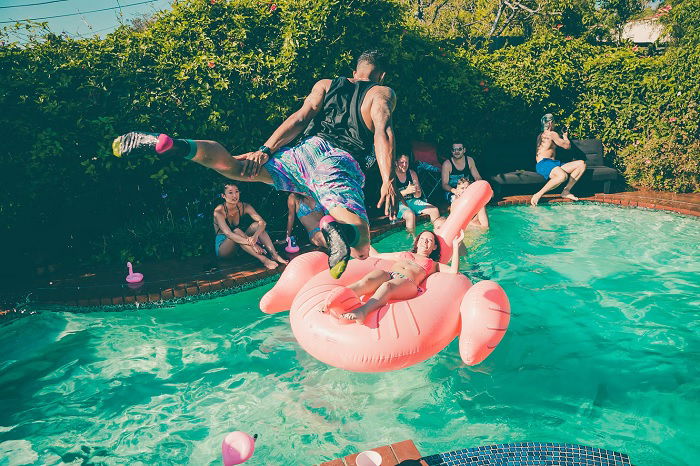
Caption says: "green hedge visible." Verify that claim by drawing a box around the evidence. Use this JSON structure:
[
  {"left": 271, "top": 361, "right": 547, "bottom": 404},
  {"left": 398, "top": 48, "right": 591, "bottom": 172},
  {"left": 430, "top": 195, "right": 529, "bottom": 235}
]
[{"left": 1, "top": 0, "right": 697, "bottom": 274}]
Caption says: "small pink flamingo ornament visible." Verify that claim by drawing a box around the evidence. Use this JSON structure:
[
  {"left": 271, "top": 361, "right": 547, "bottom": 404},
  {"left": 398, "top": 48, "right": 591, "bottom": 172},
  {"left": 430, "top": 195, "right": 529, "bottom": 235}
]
[
  {"left": 125, "top": 262, "right": 144, "bottom": 283},
  {"left": 285, "top": 235, "right": 300, "bottom": 254}
]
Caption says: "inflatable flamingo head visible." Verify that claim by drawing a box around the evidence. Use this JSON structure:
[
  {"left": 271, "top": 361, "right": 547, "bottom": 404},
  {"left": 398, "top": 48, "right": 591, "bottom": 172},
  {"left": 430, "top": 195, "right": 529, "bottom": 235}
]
[
  {"left": 222, "top": 431, "right": 255, "bottom": 465},
  {"left": 435, "top": 180, "right": 492, "bottom": 262}
]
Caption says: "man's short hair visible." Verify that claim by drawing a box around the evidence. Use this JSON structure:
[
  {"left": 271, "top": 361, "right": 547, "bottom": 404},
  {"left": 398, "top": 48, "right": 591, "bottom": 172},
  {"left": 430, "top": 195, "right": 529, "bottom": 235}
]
[{"left": 357, "top": 50, "right": 387, "bottom": 72}]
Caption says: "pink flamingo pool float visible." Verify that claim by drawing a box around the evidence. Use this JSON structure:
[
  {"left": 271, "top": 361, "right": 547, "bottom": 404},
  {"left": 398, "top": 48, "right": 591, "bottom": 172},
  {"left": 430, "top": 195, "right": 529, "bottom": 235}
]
[
  {"left": 260, "top": 181, "right": 511, "bottom": 372},
  {"left": 125, "top": 262, "right": 144, "bottom": 283}
]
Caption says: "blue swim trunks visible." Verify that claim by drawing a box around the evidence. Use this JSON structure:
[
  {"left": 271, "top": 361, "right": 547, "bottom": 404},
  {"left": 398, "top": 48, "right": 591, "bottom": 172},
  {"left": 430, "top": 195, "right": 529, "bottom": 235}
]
[
  {"left": 215, "top": 233, "right": 228, "bottom": 257},
  {"left": 536, "top": 159, "right": 562, "bottom": 179},
  {"left": 398, "top": 197, "right": 435, "bottom": 219},
  {"left": 264, "top": 136, "right": 368, "bottom": 223}
]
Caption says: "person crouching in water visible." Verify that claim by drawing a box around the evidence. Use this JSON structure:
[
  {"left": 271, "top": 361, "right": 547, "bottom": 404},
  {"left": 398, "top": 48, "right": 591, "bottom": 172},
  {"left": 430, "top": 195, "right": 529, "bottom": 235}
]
[
  {"left": 213, "top": 183, "right": 288, "bottom": 269},
  {"left": 450, "top": 178, "right": 489, "bottom": 229},
  {"left": 323, "top": 229, "right": 464, "bottom": 324}
]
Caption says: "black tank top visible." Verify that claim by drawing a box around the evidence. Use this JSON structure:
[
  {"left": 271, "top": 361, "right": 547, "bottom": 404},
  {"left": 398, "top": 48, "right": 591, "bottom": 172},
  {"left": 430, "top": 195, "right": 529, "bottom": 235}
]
[
  {"left": 303, "top": 77, "right": 377, "bottom": 169},
  {"left": 449, "top": 157, "right": 473, "bottom": 182},
  {"left": 395, "top": 170, "right": 415, "bottom": 190}
]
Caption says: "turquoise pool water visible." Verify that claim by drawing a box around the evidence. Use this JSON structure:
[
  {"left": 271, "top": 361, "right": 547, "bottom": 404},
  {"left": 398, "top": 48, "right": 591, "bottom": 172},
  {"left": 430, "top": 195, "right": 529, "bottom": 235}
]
[{"left": 1, "top": 204, "right": 698, "bottom": 465}]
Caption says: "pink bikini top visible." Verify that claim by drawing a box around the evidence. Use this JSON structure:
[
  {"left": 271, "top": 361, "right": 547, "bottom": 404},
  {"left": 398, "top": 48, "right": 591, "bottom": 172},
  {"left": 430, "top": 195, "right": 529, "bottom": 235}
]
[{"left": 399, "top": 252, "right": 435, "bottom": 273}]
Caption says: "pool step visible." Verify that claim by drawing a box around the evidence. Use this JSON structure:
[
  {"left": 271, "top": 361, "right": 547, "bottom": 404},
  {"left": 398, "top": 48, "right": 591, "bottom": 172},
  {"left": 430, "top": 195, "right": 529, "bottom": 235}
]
[{"left": 318, "top": 439, "right": 425, "bottom": 466}]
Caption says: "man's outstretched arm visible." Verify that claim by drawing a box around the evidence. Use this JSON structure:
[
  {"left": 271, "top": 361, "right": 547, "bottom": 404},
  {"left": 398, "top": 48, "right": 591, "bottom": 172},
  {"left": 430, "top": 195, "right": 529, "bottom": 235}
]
[
  {"left": 550, "top": 130, "right": 571, "bottom": 150},
  {"left": 263, "top": 79, "right": 329, "bottom": 152},
  {"left": 238, "top": 79, "right": 329, "bottom": 177},
  {"left": 371, "top": 87, "right": 398, "bottom": 218}
]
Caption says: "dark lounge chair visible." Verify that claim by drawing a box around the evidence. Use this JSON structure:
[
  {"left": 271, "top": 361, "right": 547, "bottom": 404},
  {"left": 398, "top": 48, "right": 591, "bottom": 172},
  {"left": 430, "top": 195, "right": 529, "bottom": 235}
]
[{"left": 489, "top": 139, "right": 619, "bottom": 200}]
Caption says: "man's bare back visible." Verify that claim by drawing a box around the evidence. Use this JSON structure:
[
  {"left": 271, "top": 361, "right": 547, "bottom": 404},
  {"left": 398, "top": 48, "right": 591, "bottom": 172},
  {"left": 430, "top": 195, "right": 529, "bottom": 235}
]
[
  {"left": 313, "top": 78, "right": 395, "bottom": 132},
  {"left": 536, "top": 130, "right": 558, "bottom": 161},
  {"left": 536, "top": 129, "right": 569, "bottom": 162}
]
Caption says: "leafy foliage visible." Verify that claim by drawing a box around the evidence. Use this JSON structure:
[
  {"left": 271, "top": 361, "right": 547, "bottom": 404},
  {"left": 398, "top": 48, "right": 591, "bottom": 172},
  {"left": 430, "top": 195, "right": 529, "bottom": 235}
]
[
  {"left": 0, "top": 0, "right": 697, "bottom": 275},
  {"left": 399, "top": 0, "right": 647, "bottom": 42},
  {"left": 661, "top": 0, "right": 700, "bottom": 46}
]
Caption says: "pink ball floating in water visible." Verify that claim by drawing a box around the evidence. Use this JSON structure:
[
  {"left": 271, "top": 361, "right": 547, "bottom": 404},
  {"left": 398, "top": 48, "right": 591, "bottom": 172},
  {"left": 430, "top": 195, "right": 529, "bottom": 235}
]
[
  {"left": 222, "top": 432, "right": 256, "bottom": 465},
  {"left": 356, "top": 450, "right": 383, "bottom": 466}
]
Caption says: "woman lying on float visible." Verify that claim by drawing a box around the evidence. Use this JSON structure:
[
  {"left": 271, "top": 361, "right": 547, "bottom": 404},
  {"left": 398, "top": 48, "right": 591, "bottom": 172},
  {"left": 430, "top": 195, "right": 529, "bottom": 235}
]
[
  {"left": 324, "top": 229, "right": 464, "bottom": 325},
  {"left": 260, "top": 181, "right": 510, "bottom": 372}
]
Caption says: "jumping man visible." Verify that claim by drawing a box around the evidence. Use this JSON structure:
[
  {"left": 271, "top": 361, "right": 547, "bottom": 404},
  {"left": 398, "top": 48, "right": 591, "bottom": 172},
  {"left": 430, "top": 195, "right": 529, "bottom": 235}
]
[{"left": 112, "top": 50, "right": 398, "bottom": 278}]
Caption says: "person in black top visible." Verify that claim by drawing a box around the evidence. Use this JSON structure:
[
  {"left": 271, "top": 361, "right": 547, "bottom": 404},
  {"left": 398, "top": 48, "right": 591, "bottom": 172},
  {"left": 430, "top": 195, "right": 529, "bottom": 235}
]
[
  {"left": 213, "top": 184, "right": 287, "bottom": 268},
  {"left": 394, "top": 152, "right": 440, "bottom": 235},
  {"left": 112, "top": 51, "right": 398, "bottom": 279},
  {"left": 441, "top": 142, "right": 483, "bottom": 202}
]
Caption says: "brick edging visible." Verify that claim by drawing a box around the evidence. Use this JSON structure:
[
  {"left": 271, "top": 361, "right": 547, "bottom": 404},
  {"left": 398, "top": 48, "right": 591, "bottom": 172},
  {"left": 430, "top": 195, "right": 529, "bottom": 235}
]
[{"left": 495, "top": 193, "right": 700, "bottom": 217}]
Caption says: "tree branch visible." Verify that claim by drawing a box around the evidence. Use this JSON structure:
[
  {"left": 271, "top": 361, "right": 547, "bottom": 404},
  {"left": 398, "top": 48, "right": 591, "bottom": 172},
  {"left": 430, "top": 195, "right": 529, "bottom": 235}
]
[
  {"left": 430, "top": 0, "right": 452, "bottom": 25},
  {"left": 489, "top": 1, "right": 505, "bottom": 37},
  {"left": 503, "top": 0, "right": 540, "bottom": 15},
  {"left": 494, "top": 8, "right": 519, "bottom": 36}
]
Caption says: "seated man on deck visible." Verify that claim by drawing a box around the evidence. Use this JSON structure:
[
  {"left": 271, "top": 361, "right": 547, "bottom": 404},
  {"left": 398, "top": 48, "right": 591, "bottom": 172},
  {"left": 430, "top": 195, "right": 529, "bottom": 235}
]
[
  {"left": 394, "top": 151, "right": 440, "bottom": 236},
  {"left": 531, "top": 113, "right": 586, "bottom": 206},
  {"left": 323, "top": 229, "right": 465, "bottom": 325},
  {"left": 441, "top": 142, "right": 483, "bottom": 202}
]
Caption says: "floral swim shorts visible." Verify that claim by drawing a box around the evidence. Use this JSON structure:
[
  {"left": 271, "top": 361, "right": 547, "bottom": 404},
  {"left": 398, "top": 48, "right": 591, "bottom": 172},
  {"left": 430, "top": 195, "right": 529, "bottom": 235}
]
[{"left": 264, "top": 136, "right": 368, "bottom": 223}]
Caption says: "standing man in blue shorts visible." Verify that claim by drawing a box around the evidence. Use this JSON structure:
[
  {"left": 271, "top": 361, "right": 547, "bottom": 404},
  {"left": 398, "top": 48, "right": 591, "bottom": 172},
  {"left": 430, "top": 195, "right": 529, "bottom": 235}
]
[
  {"left": 531, "top": 113, "right": 586, "bottom": 206},
  {"left": 112, "top": 50, "right": 398, "bottom": 278}
]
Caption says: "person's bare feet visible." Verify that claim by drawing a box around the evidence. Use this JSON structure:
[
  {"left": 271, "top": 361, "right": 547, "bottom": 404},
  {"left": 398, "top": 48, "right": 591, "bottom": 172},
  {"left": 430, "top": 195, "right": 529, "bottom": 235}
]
[
  {"left": 340, "top": 308, "right": 368, "bottom": 325},
  {"left": 323, "top": 287, "right": 363, "bottom": 325},
  {"left": 272, "top": 254, "right": 288, "bottom": 265},
  {"left": 561, "top": 191, "right": 579, "bottom": 201},
  {"left": 530, "top": 193, "right": 542, "bottom": 206},
  {"left": 261, "top": 258, "right": 278, "bottom": 270}
]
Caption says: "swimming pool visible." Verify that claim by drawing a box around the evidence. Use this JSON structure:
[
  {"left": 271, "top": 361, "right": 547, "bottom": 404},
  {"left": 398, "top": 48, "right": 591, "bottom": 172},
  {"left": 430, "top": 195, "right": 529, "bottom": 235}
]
[{"left": 1, "top": 204, "right": 698, "bottom": 465}]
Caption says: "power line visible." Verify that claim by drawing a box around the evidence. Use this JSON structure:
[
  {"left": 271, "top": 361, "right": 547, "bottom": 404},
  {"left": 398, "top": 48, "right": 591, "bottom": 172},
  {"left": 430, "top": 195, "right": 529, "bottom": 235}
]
[
  {"left": 0, "top": 0, "right": 160, "bottom": 24},
  {"left": 0, "top": 0, "right": 68, "bottom": 9},
  {"left": 74, "top": 24, "right": 118, "bottom": 37}
]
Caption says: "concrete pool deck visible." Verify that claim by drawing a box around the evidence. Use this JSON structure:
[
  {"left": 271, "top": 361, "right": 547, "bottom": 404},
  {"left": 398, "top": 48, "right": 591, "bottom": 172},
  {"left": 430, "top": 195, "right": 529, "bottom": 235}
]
[{"left": 7, "top": 189, "right": 699, "bottom": 310}]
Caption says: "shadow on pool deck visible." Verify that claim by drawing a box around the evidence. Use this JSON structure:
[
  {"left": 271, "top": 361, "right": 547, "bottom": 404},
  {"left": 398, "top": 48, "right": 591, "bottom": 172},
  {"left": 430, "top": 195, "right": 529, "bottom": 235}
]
[
  {"left": 3, "top": 189, "right": 699, "bottom": 310},
  {"left": 13, "top": 213, "right": 407, "bottom": 309}
]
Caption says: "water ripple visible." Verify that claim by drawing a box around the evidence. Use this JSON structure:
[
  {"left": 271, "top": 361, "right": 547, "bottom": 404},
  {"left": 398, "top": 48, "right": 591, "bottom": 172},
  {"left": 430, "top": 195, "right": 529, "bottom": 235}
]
[{"left": 0, "top": 205, "right": 698, "bottom": 465}]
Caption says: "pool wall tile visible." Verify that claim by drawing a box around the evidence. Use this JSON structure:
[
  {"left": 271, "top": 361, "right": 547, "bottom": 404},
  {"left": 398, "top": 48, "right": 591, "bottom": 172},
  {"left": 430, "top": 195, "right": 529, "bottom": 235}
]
[{"left": 423, "top": 443, "right": 631, "bottom": 466}]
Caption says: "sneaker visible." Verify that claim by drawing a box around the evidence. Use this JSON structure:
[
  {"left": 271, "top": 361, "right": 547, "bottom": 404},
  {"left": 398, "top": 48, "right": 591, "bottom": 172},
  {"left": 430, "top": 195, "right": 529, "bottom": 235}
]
[
  {"left": 320, "top": 218, "right": 352, "bottom": 279},
  {"left": 321, "top": 221, "right": 350, "bottom": 279},
  {"left": 112, "top": 132, "right": 168, "bottom": 157}
]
